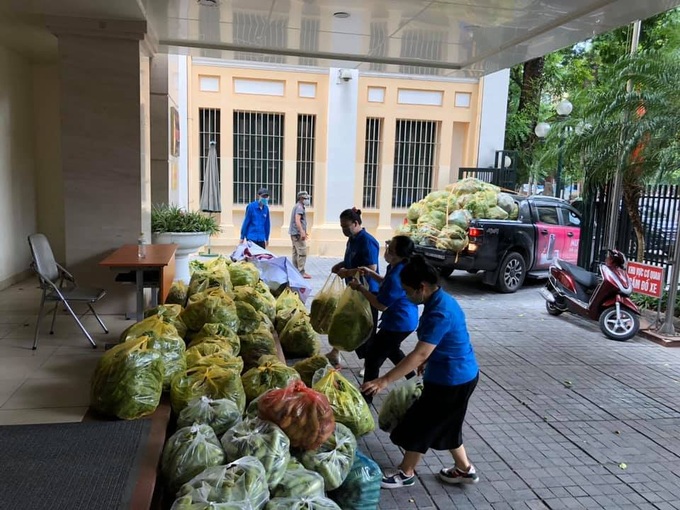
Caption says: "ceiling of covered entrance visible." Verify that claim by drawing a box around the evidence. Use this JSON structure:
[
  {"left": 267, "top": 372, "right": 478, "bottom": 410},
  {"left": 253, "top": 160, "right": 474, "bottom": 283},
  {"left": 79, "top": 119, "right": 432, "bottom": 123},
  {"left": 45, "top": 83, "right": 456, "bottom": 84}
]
[{"left": 2, "top": 0, "right": 679, "bottom": 76}]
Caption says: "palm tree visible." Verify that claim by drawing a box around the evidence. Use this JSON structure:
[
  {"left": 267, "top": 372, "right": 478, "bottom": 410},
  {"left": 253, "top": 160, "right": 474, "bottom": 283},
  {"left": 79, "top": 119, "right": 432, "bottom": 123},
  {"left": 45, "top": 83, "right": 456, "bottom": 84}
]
[{"left": 561, "top": 50, "right": 680, "bottom": 260}]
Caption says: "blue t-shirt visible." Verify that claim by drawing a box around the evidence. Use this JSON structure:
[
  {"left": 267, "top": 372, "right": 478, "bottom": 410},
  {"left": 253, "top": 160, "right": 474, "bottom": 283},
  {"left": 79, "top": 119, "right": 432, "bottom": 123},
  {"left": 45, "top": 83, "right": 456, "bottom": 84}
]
[
  {"left": 240, "top": 201, "right": 271, "bottom": 242},
  {"left": 343, "top": 229, "right": 380, "bottom": 293},
  {"left": 377, "top": 261, "right": 418, "bottom": 333},
  {"left": 418, "top": 288, "right": 478, "bottom": 386}
]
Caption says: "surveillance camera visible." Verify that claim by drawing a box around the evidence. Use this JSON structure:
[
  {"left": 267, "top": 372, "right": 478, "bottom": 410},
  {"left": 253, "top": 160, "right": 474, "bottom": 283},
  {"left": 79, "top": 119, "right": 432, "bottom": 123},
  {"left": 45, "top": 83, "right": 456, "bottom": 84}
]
[{"left": 339, "top": 69, "right": 353, "bottom": 82}]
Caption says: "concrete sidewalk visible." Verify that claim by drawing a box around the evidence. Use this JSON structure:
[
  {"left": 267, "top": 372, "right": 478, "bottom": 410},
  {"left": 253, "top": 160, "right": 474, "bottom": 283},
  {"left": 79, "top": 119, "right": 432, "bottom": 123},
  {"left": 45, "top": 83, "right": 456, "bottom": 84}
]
[{"left": 303, "top": 256, "right": 680, "bottom": 510}]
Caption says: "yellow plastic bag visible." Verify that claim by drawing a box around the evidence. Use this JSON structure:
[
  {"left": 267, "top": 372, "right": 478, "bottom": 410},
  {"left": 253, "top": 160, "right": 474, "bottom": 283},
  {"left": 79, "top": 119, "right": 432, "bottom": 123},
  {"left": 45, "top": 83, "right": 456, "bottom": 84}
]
[
  {"left": 312, "top": 367, "right": 375, "bottom": 437},
  {"left": 327, "top": 282, "right": 373, "bottom": 352},
  {"left": 310, "top": 274, "right": 345, "bottom": 334}
]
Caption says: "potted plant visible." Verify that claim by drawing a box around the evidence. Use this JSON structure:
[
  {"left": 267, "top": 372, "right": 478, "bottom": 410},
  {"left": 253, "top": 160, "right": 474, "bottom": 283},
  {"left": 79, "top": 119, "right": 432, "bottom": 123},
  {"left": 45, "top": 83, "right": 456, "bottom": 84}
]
[{"left": 151, "top": 204, "right": 220, "bottom": 283}]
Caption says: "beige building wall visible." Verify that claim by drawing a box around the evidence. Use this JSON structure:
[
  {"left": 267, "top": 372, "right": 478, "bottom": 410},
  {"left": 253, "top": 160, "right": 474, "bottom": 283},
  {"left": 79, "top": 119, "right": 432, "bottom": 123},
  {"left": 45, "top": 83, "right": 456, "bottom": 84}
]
[{"left": 189, "top": 62, "right": 483, "bottom": 257}]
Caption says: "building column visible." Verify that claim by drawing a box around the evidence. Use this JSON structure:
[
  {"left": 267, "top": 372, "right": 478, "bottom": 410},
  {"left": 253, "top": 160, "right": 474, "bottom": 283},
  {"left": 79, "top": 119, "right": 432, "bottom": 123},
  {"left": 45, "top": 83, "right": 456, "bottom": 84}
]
[
  {"left": 48, "top": 17, "right": 152, "bottom": 314},
  {"left": 477, "top": 68, "right": 510, "bottom": 167},
  {"left": 313, "top": 67, "right": 359, "bottom": 256}
]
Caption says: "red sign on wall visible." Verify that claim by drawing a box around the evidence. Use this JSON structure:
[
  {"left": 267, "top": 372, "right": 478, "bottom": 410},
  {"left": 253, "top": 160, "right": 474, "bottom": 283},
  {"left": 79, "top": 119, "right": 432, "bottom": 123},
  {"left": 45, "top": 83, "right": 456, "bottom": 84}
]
[{"left": 627, "top": 261, "right": 665, "bottom": 298}]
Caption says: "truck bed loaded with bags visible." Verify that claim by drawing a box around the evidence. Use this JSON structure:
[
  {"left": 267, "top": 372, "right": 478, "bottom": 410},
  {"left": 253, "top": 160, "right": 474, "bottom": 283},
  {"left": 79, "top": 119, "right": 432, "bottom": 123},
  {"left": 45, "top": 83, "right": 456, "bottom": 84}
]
[{"left": 399, "top": 179, "right": 582, "bottom": 293}]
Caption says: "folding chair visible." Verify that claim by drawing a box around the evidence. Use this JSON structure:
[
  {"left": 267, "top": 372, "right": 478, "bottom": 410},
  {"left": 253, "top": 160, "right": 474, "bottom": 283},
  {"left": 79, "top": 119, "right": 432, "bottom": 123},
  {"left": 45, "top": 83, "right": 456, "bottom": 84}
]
[{"left": 28, "top": 233, "right": 109, "bottom": 350}]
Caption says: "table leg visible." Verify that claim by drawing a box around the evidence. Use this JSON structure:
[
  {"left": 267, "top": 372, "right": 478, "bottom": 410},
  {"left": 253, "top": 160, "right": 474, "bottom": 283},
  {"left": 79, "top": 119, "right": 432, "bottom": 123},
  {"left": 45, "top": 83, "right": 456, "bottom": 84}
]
[{"left": 136, "top": 268, "right": 144, "bottom": 322}]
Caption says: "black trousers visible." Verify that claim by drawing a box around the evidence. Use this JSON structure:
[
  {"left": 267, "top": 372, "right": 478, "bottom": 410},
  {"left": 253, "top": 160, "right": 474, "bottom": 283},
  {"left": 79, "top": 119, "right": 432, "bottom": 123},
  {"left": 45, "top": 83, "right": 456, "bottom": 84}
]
[{"left": 362, "top": 328, "right": 415, "bottom": 403}]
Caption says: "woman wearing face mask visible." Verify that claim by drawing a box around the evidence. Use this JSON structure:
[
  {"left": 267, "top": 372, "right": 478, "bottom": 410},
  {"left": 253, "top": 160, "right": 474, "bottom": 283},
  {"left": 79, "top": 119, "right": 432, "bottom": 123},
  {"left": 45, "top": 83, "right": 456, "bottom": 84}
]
[
  {"left": 361, "top": 255, "right": 479, "bottom": 490},
  {"left": 327, "top": 207, "right": 380, "bottom": 367},
  {"left": 348, "top": 235, "right": 419, "bottom": 404}
]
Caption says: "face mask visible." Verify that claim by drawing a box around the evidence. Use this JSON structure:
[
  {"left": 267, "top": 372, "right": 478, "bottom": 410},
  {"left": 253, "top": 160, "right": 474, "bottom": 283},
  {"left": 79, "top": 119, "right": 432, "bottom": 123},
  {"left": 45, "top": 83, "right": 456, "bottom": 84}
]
[
  {"left": 259, "top": 197, "right": 269, "bottom": 206},
  {"left": 341, "top": 227, "right": 352, "bottom": 238},
  {"left": 303, "top": 199, "right": 310, "bottom": 206}
]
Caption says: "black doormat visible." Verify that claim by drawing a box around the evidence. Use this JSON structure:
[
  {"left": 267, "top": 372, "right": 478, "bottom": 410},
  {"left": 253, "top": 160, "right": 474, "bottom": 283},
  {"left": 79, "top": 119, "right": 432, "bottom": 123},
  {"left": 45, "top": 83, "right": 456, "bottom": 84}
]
[{"left": 0, "top": 419, "right": 151, "bottom": 510}]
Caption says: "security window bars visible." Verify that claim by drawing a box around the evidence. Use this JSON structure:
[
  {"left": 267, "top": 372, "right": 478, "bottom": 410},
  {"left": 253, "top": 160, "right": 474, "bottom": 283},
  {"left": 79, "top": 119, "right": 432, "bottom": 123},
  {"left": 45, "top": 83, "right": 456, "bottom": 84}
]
[
  {"left": 369, "top": 22, "right": 388, "bottom": 72},
  {"left": 233, "top": 111, "right": 284, "bottom": 205},
  {"left": 300, "top": 18, "right": 320, "bottom": 67},
  {"left": 233, "top": 12, "right": 288, "bottom": 64},
  {"left": 363, "top": 118, "right": 383, "bottom": 208},
  {"left": 399, "top": 29, "right": 444, "bottom": 76},
  {"left": 199, "top": 108, "right": 221, "bottom": 194},
  {"left": 296, "top": 114, "right": 316, "bottom": 205},
  {"left": 393, "top": 120, "right": 439, "bottom": 208}
]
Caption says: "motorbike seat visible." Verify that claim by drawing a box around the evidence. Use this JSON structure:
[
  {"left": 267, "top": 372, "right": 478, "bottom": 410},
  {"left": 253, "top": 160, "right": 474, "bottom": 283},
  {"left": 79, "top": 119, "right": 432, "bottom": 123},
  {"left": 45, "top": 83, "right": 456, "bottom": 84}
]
[{"left": 559, "top": 260, "right": 600, "bottom": 289}]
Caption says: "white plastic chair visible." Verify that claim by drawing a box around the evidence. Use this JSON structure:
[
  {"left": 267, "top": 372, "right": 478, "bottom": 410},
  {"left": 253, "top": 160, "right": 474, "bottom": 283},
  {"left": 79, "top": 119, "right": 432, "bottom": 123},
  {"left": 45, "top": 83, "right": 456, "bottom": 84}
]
[{"left": 28, "top": 233, "right": 108, "bottom": 349}]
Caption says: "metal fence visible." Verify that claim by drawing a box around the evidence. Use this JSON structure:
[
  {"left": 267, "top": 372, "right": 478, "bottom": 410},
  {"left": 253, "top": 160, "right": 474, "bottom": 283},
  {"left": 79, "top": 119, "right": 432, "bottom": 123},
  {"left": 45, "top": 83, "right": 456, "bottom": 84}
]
[
  {"left": 578, "top": 183, "right": 680, "bottom": 270},
  {"left": 458, "top": 166, "right": 516, "bottom": 191}
]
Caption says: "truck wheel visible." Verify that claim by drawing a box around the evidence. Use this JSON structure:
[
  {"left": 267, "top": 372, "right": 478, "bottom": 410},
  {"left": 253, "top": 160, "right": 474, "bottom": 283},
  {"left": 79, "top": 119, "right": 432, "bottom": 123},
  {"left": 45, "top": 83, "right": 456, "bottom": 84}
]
[
  {"left": 495, "top": 252, "right": 526, "bottom": 293},
  {"left": 438, "top": 267, "right": 454, "bottom": 278}
]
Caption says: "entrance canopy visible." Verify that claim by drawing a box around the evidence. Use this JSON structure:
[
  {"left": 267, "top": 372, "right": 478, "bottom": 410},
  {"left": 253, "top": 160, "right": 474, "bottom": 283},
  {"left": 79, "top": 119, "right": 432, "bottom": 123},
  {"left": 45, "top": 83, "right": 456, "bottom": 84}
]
[{"left": 2, "top": 0, "right": 679, "bottom": 75}]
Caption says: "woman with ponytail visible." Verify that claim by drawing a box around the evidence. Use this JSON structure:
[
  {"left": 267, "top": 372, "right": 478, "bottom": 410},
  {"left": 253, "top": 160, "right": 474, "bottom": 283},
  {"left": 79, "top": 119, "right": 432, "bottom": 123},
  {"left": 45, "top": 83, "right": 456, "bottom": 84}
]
[
  {"left": 349, "top": 235, "right": 418, "bottom": 403},
  {"left": 362, "top": 255, "right": 480, "bottom": 489}
]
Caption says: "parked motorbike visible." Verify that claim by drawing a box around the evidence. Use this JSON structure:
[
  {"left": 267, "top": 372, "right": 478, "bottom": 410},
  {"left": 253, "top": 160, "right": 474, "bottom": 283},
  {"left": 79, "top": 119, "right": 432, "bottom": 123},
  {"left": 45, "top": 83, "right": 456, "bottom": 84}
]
[{"left": 539, "top": 249, "right": 640, "bottom": 341}]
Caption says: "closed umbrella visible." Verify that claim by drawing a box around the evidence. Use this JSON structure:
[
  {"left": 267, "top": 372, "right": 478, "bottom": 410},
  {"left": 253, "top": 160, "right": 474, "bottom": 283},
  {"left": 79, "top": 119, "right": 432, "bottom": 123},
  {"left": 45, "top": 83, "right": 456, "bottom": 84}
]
[{"left": 200, "top": 140, "right": 221, "bottom": 255}]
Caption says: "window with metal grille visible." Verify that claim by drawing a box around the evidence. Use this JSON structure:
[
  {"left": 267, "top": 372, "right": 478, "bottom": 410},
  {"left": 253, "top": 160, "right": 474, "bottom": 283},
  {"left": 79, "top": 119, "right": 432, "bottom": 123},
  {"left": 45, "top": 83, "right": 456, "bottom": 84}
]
[
  {"left": 399, "top": 29, "right": 444, "bottom": 76},
  {"left": 393, "top": 120, "right": 439, "bottom": 208},
  {"left": 233, "top": 111, "right": 284, "bottom": 205},
  {"left": 300, "top": 18, "right": 320, "bottom": 67},
  {"left": 233, "top": 12, "right": 288, "bottom": 64},
  {"left": 363, "top": 118, "right": 383, "bottom": 208},
  {"left": 199, "top": 108, "right": 221, "bottom": 194},
  {"left": 369, "top": 22, "right": 388, "bottom": 72},
  {"left": 296, "top": 114, "right": 316, "bottom": 205}
]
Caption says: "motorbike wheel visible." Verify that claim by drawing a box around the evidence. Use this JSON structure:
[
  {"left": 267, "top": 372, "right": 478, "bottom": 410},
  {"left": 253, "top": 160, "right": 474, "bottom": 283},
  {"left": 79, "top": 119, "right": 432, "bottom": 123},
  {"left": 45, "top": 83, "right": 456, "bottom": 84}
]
[
  {"left": 599, "top": 306, "right": 640, "bottom": 341},
  {"left": 545, "top": 300, "right": 564, "bottom": 316}
]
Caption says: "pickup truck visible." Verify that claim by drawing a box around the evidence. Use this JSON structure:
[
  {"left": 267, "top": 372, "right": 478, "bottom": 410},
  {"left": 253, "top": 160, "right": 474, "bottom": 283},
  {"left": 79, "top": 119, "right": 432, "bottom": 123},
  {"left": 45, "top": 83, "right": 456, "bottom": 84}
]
[{"left": 415, "top": 196, "right": 582, "bottom": 293}]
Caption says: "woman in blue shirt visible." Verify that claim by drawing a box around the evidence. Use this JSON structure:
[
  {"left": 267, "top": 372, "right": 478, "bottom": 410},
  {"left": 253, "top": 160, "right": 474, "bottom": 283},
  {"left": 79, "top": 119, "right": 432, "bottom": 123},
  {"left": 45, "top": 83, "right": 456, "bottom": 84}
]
[
  {"left": 362, "top": 255, "right": 480, "bottom": 489},
  {"left": 326, "top": 207, "right": 380, "bottom": 367},
  {"left": 349, "top": 235, "right": 418, "bottom": 403}
]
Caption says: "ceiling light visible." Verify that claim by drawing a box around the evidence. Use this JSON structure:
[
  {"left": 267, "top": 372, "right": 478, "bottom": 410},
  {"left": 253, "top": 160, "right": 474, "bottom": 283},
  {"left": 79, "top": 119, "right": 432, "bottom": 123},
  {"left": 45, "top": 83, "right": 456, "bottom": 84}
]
[
  {"left": 197, "top": 0, "right": 221, "bottom": 6},
  {"left": 333, "top": 12, "right": 350, "bottom": 19}
]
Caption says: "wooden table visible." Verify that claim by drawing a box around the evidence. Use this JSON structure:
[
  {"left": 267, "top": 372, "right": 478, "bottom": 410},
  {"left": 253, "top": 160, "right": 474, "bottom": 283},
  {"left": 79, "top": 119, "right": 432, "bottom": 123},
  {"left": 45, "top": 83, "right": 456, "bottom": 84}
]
[{"left": 99, "top": 244, "right": 177, "bottom": 321}]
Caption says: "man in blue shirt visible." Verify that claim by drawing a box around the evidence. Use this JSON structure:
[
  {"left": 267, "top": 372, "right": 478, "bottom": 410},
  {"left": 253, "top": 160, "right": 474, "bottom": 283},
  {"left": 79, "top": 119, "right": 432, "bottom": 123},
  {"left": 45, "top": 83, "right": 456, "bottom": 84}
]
[{"left": 240, "top": 187, "right": 271, "bottom": 249}]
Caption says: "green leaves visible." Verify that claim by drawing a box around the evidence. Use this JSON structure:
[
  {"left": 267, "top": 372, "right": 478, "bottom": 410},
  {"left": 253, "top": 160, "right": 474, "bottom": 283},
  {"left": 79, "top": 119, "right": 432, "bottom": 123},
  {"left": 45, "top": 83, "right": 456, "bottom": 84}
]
[{"left": 151, "top": 203, "right": 220, "bottom": 235}]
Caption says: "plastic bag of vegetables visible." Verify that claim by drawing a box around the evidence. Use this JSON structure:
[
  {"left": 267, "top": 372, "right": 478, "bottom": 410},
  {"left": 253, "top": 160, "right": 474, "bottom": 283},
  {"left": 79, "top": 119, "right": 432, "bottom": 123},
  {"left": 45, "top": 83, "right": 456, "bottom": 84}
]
[
  {"left": 279, "top": 310, "right": 320, "bottom": 358},
  {"left": 235, "top": 300, "right": 261, "bottom": 335},
  {"left": 171, "top": 364, "right": 246, "bottom": 414},
  {"left": 166, "top": 281, "right": 189, "bottom": 307},
  {"left": 177, "top": 396, "right": 242, "bottom": 436},
  {"left": 186, "top": 352, "right": 244, "bottom": 374},
  {"left": 327, "top": 285, "right": 373, "bottom": 352},
  {"left": 272, "top": 465, "right": 325, "bottom": 499},
  {"left": 258, "top": 380, "right": 335, "bottom": 451},
  {"left": 275, "top": 287, "right": 305, "bottom": 313},
  {"left": 406, "top": 202, "right": 427, "bottom": 222},
  {"left": 188, "top": 323, "right": 241, "bottom": 356},
  {"left": 144, "top": 303, "right": 188, "bottom": 339},
  {"left": 378, "top": 377, "right": 423, "bottom": 432},
  {"left": 174, "top": 456, "right": 269, "bottom": 510},
  {"left": 241, "top": 359, "right": 301, "bottom": 403},
  {"left": 293, "top": 355, "right": 330, "bottom": 387},
  {"left": 297, "top": 423, "right": 357, "bottom": 491},
  {"left": 265, "top": 496, "right": 341, "bottom": 510},
  {"left": 185, "top": 338, "right": 236, "bottom": 365},
  {"left": 234, "top": 286, "right": 276, "bottom": 322},
  {"left": 90, "top": 335, "right": 163, "bottom": 420},
  {"left": 309, "top": 274, "right": 344, "bottom": 334},
  {"left": 161, "top": 423, "right": 225, "bottom": 492},
  {"left": 312, "top": 367, "right": 374, "bottom": 437},
  {"left": 181, "top": 288, "right": 239, "bottom": 333},
  {"left": 327, "top": 450, "right": 381, "bottom": 510},
  {"left": 229, "top": 261, "right": 261, "bottom": 287},
  {"left": 120, "top": 315, "right": 186, "bottom": 389},
  {"left": 238, "top": 325, "right": 278, "bottom": 371},
  {"left": 220, "top": 417, "right": 291, "bottom": 489},
  {"left": 189, "top": 257, "right": 233, "bottom": 296}
]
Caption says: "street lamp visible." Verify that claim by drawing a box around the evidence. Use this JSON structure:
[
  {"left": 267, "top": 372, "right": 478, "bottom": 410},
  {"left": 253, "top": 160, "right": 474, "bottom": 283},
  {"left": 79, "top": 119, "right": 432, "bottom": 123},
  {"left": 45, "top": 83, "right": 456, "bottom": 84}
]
[{"left": 534, "top": 98, "right": 573, "bottom": 198}]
